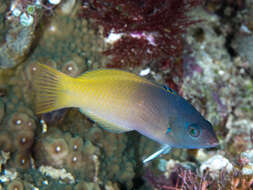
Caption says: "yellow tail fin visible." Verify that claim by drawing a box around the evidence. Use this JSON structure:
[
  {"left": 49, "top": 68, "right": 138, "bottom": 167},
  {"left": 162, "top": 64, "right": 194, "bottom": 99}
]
[{"left": 33, "top": 63, "right": 74, "bottom": 114}]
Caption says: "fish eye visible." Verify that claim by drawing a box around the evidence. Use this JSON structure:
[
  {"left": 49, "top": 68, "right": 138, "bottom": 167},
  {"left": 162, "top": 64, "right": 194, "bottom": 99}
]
[
  {"left": 166, "top": 127, "right": 171, "bottom": 134},
  {"left": 188, "top": 124, "right": 200, "bottom": 138}
]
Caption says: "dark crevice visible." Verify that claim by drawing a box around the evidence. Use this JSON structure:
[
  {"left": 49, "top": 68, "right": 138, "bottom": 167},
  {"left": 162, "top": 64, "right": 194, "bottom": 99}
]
[{"left": 225, "top": 33, "right": 238, "bottom": 58}]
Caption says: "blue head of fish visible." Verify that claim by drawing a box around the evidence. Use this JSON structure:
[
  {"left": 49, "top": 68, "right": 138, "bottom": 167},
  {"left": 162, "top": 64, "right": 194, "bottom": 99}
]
[{"left": 165, "top": 91, "right": 219, "bottom": 149}]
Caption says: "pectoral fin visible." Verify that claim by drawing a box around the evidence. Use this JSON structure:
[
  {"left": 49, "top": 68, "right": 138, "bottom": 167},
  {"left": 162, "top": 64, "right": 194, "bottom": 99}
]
[{"left": 143, "top": 145, "right": 171, "bottom": 163}]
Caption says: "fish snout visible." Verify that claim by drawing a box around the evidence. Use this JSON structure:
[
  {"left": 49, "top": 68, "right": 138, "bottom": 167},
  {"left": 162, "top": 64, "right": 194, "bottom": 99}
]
[{"left": 208, "top": 133, "right": 219, "bottom": 147}]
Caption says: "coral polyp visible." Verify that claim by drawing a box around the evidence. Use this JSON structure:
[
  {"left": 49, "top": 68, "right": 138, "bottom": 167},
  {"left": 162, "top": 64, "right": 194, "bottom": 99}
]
[
  {"left": 24, "top": 61, "right": 40, "bottom": 81},
  {"left": 69, "top": 137, "right": 83, "bottom": 152},
  {"left": 0, "top": 103, "right": 37, "bottom": 171},
  {"left": 7, "top": 112, "right": 36, "bottom": 131},
  {"left": 33, "top": 128, "right": 99, "bottom": 180},
  {"left": 61, "top": 56, "right": 87, "bottom": 77},
  {"left": 12, "top": 151, "right": 32, "bottom": 169},
  {"left": 14, "top": 130, "right": 34, "bottom": 151},
  {"left": 66, "top": 152, "right": 84, "bottom": 170},
  {"left": 42, "top": 137, "right": 69, "bottom": 167},
  {"left": 7, "top": 179, "right": 24, "bottom": 190}
]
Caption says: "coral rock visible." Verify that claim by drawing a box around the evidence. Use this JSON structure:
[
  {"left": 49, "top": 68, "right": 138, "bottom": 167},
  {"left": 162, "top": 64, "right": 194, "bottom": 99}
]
[
  {"left": 44, "top": 138, "right": 69, "bottom": 167},
  {"left": 66, "top": 152, "right": 84, "bottom": 170},
  {"left": 7, "top": 112, "right": 36, "bottom": 132},
  {"left": 0, "top": 98, "right": 4, "bottom": 123},
  {"left": 12, "top": 151, "right": 32, "bottom": 169},
  {"left": 0, "top": 131, "right": 13, "bottom": 152},
  {"left": 7, "top": 179, "right": 24, "bottom": 190},
  {"left": 61, "top": 55, "right": 88, "bottom": 77},
  {"left": 69, "top": 137, "right": 83, "bottom": 152},
  {"left": 200, "top": 155, "right": 233, "bottom": 177},
  {"left": 14, "top": 130, "right": 34, "bottom": 152},
  {"left": 0, "top": 25, "right": 35, "bottom": 69},
  {"left": 74, "top": 181, "right": 101, "bottom": 190}
]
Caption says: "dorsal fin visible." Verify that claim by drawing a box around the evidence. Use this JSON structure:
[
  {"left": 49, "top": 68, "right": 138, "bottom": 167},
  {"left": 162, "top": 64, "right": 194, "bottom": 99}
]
[
  {"left": 77, "top": 69, "right": 154, "bottom": 85},
  {"left": 77, "top": 69, "right": 132, "bottom": 78}
]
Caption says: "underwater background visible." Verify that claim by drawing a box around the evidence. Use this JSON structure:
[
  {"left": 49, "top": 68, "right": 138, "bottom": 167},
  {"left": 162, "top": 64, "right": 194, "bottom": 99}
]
[{"left": 0, "top": 0, "right": 252, "bottom": 189}]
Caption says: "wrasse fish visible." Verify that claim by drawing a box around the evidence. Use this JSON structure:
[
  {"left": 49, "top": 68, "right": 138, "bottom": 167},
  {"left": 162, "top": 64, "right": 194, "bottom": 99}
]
[{"left": 34, "top": 63, "right": 218, "bottom": 163}]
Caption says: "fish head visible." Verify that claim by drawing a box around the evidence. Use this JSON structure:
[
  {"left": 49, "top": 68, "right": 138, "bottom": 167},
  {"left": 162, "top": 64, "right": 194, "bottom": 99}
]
[
  {"left": 167, "top": 117, "right": 218, "bottom": 149},
  {"left": 165, "top": 97, "right": 219, "bottom": 149}
]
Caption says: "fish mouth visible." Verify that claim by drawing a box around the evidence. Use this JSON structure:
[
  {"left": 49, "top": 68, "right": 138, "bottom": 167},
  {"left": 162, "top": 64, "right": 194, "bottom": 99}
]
[
  {"left": 208, "top": 141, "right": 219, "bottom": 147},
  {"left": 198, "top": 134, "right": 219, "bottom": 148},
  {"left": 208, "top": 135, "right": 219, "bottom": 147}
]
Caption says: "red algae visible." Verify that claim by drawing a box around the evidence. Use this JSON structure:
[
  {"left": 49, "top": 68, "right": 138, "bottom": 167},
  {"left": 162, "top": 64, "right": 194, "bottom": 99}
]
[
  {"left": 81, "top": 0, "right": 203, "bottom": 68},
  {"left": 144, "top": 166, "right": 253, "bottom": 190}
]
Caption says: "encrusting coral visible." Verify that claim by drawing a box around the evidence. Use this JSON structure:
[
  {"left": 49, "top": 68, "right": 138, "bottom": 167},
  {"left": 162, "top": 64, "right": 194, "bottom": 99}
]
[
  {"left": 74, "top": 181, "right": 101, "bottom": 190},
  {"left": 11, "top": 151, "right": 32, "bottom": 169},
  {"left": 0, "top": 87, "right": 37, "bottom": 169},
  {"left": 61, "top": 55, "right": 88, "bottom": 77},
  {"left": 0, "top": 110, "right": 36, "bottom": 169},
  {"left": 33, "top": 128, "right": 99, "bottom": 181},
  {"left": 0, "top": 131, "right": 12, "bottom": 152},
  {"left": 7, "top": 179, "right": 24, "bottom": 190}
]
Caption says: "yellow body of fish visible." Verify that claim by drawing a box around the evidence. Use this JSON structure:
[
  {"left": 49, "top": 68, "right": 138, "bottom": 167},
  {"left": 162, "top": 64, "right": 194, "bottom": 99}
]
[{"left": 34, "top": 63, "right": 166, "bottom": 135}]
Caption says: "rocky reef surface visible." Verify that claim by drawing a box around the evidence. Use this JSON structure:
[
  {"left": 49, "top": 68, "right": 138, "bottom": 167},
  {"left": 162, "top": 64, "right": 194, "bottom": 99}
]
[{"left": 0, "top": 0, "right": 252, "bottom": 190}]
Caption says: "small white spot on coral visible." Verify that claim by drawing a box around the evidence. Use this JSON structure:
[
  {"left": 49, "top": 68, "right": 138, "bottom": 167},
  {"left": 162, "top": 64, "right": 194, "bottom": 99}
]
[
  {"left": 48, "top": 0, "right": 61, "bottom": 5},
  {"left": 72, "top": 156, "right": 77, "bottom": 162},
  {"left": 21, "top": 137, "right": 27, "bottom": 143},
  {"left": 55, "top": 146, "right": 61, "bottom": 152},
  {"left": 105, "top": 32, "right": 123, "bottom": 44},
  {"left": 218, "top": 70, "right": 224, "bottom": 75},
  {"left": 67, "top": 66, "right": 73, "bottom": 71},
  {"left": 139, "top": 68, "right": 150, "bottom": 76},
  {"left": 73, "top": 145, "right": 78, "bottom": 150},
  {"left": 49, "top": 25, "right": 57, "bottom": 32},
  {"left": 32, "top": 66, "right": 37, "bottom": 72},
  {"left": 16, "top": 119, "right": 22, "bottom": 125}
]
